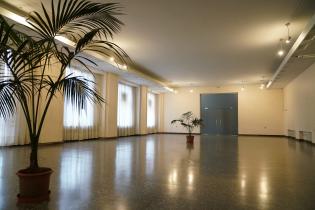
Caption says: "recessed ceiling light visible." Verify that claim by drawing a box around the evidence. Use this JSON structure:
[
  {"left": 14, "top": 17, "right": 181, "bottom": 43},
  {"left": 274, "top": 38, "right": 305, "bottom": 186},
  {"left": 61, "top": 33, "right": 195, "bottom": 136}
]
[
  {"left": 164, "top": 87, "right": 174, "bottom": 92},
  {"left": 110, "top": 57, "right": 114, "bottom": 62},
  {"left": 260, "top": 84, "right": 265, "bottom": 90},
  {"left": 123, "top": 64, "right": 127, "bottom": 69},
  {"left": 278, "top": 39, "right": 285, "bottom": 57},
  {"left": 278, "top": 49, "right": 284, "bottom": 56},
  {"left": 285, "top": 23, "right": 292, "bottom": 44}
]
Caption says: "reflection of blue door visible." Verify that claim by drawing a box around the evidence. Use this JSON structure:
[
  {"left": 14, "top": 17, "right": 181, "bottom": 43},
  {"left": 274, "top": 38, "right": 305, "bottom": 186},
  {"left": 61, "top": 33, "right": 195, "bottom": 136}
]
[{"left": 200, "top": 93, "right": 238, "bottom": 135}]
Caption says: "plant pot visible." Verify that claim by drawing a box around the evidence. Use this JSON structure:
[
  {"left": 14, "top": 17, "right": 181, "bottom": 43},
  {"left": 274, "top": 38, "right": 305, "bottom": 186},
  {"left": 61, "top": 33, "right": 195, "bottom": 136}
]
[
  {"left": 16, "top": 167, "right": 53, "bottom": 204},
  {"left": 186, "top": 135, "right": 194, "bottom": 144}
]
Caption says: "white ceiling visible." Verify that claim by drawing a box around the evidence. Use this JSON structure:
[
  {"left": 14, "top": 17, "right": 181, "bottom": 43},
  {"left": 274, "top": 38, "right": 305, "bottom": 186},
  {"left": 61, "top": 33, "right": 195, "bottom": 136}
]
[{"left": 2, "top": 0, "right": 315, "bottom": 87}]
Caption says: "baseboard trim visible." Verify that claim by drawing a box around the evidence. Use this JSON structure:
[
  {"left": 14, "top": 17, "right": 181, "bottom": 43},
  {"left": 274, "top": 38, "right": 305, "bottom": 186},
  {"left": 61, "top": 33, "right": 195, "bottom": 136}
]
[
  {"left": 2, "top": 133, "right": 314, "bottom": 148},
  {"left": 285, "top": 135, "right": 314, "bottom": 144},
  {"left": 158, "top": 132, "right": 201, "bottom": 135},
  {"left": 238, "top": 134, "right": 285, "bottom": 137},
  {"left": 159, "top": 132, "right": 285, "bottom": 137}
]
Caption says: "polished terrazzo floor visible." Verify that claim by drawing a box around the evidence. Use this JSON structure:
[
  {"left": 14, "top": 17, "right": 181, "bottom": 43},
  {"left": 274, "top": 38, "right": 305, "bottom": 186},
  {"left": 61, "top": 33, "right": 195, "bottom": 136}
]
[{"left": 1, "top": 134, "right": 315, "bottom": 210}]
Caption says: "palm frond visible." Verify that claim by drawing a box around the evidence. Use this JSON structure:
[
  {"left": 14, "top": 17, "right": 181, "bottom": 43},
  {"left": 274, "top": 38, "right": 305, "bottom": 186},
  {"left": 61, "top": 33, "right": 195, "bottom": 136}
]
[
  {"left": 81, "top": 40, "right": 130, "bottom": 65},
  {"left": 55, "top": 28, "right": 131, "bottom": 73},
  {"left": 171, "top": 119, "right": 183, "bottom": 124},
  {"left": 0, "top": 80, "right": 17, "bottom": 119},
  {"left": 27, "top": 0, "right": 123, "bottom": 40},
  {"left": 0, "top": 16, "right": 25, "bottom": 47},
  {"left": 56, "top": 75, "right": 105, "bottom": 110}
]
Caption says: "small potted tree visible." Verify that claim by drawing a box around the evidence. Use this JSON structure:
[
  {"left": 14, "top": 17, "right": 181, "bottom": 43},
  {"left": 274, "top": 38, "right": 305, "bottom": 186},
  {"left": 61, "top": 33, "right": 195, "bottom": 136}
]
[
  {"left": 0, "top": 0, "right": 128, "bottom": 203},
  {"left": 171, "top": 111, "right": 202, "bottom": 144}
]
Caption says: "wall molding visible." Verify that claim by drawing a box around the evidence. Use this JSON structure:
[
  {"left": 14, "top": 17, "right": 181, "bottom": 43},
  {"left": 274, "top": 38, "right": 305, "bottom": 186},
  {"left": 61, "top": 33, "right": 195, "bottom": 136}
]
[
  {"left": 158, "top": 132, "right": 201, "bottom": 135},
  {"left": 238, "top": 134, "right": 285, "bottom": 137}
]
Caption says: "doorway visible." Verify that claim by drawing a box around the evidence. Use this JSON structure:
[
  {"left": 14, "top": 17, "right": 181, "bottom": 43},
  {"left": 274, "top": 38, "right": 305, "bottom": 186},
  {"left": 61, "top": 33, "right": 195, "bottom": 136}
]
[{"left": 200, "top": 93, "right": 238, "bottom": 135}]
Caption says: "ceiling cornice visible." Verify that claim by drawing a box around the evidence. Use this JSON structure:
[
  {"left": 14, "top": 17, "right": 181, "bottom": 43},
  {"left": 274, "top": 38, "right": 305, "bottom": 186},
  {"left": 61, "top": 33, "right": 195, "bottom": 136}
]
[{"left": 0, "top": 2, "right": 174, "bottom": 92}]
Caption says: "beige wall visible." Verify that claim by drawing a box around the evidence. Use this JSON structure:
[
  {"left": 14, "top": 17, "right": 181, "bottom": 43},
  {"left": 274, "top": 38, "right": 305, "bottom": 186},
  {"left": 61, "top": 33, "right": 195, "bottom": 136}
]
[
  {"left": 98, "top": 73, "right": 107, "bottom": 138},
  {"left": 38, "top": 69, "right": 155, "bottom": 143},
  {"left": 37, "top": 61, "right": 315, "bottom": 142},
  {"left": 157, "top": 94, "right": 165, "bottom": 132},
  {"left": 104, "top": 73, "right": 118, "bottom": 138},
  {"left": 139, "top": 85, "right": 148, "bottom": 135},
  {"left": 39, "top": 62, "right": 64, "bottom": 143},
  {"left": 39, "top": 92, "right": 64, "bottom": 143},
  {"left": 163, "top": 85, "right": 284, "bottom": 135},
  {"left": 39, "top": 70, "right": 111, "bottom": 143},
  {"left": 284, "top": 63, "right": 315, "bottom": 142},
  {"left": 37, "top": 67, "right": 287, "bottom": 142}
]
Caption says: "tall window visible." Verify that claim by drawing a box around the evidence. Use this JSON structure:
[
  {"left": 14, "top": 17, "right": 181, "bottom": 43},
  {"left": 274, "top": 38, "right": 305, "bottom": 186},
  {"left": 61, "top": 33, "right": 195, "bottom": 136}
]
[
  {"left": 0, "top": 59, "right": 27, "bottom": 146},
  {"left": 0, "top": 60, "right": 13, "bottom": 145},
  {"left": 117, "top": 83, "right": 136, "bottom": 136},
  {"left": 63, "top": 68, "right": 94, "bottom": 128},
  {"left": 147, "top": 92, "right": 157, "bottom": 132}
]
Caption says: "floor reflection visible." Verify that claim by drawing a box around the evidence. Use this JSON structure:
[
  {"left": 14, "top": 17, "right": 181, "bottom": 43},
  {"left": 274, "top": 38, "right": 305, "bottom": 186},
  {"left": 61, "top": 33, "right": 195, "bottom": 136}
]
[
  {"left": 59, "top": 148, "right": 92, "bottom": 209},
  {"left": 240, "top": 173, "right": 246, "bottom": 195},
  {"left": 145, "top": 137, "right": 155, "bottom": 176},
  {"left": 1, "top": 135, "right": 315, "bottom": 209},
  {"left": 115, "top": 141, "right": 133, "bottom": 191},
  {"left": 187, "top": 166, "right": 194, "bottom": 192},
  {"left": 0, "top": 153, "right": 3, "bottom": 209},
  {"left": 168, "top": 168, "right": 178, "bottom": 195},
  {"left": 259, "top": 173, "right": 268, "bottom": 202}
]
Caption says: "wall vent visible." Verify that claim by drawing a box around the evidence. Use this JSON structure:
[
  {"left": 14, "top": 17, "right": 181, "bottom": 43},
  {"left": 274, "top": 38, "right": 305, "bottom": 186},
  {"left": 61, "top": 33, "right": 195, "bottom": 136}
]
[
  {"left": 299, "top": 131, "right": 312, "bottom": 142},
  {"left": 288, "top": 129, "right": 296, "bottom": 138}
]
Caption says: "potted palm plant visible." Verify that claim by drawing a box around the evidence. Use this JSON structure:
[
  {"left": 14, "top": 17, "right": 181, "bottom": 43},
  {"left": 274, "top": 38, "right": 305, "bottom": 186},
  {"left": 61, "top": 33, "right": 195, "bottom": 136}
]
[
  {"left": 0, "top": 0, "right": 128, "bottom": 203},
  {"left": 171, "top": 111, "right": 202, "bottom": 144}
]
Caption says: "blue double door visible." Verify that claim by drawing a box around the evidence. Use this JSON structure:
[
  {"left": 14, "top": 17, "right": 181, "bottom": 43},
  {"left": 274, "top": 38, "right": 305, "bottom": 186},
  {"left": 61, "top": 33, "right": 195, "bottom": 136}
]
[{"left": 200, "top": 93, "right": 238, "bottom": 135}]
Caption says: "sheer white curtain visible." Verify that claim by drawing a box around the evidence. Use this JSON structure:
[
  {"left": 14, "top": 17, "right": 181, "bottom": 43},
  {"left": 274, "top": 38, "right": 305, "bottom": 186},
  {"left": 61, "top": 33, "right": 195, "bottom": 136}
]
[
  {"left": 0, "top": 60, "right": 28, "bottom": 146},
  {"left": 117, "top": 83, "right": 136, "bottom": 136},
  {"left": 63, "top": 68, "right": 100, "bottom": 140},
  {"left": 147, "top": 92, "right": 158, "bottom": 133}
]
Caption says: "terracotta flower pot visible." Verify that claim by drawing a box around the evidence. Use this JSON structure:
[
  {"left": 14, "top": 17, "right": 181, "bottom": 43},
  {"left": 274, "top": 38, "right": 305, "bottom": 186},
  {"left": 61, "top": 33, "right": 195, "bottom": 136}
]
[
  {"left": 186, "top": 135, "right": 194, "bottom": 144},
  {"left": 16, "top": 167, "right": 53, "bottom": 204}
]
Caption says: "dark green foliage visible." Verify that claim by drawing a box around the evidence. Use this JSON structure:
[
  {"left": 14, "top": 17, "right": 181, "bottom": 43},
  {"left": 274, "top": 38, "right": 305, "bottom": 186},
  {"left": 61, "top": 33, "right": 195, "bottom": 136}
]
[{"left": 171, "top": 111, "right": 202, "bottom": 136}]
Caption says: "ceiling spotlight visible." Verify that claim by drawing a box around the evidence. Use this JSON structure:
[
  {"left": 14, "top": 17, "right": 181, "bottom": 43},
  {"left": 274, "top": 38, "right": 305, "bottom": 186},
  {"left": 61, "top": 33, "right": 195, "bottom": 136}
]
[
  {"left": 260, "top": 84, "right": 265, "bottom": 90},
  {"left": 240, "top": 81, "right": 246, "bottom": 91},
  {"left": 189, "top": 89, "right": 194, "bottom": 93},
  {"left": 110, "top": 57, "right": 114, "bottom": 62},
  {"left": 278, "top": 50, "right": 284, "bottom": 56},
  {"left": 285, "top": 22, "right": 292, "bottom": 44},
  {"left": 123, "top": 64, "right": 127, "bottom": 69},
  {"left": 277, "top": 39, "right": 285, "bottom": 57}
]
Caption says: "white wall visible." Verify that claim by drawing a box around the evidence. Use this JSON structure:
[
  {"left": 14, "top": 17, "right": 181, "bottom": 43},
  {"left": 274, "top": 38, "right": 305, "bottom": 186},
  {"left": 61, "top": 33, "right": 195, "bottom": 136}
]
[
  {"left": 163, "top": 85, "right": 284, "bottom": 135},
  {"left": 284, "top": 62, "right": 315, "bottom": 142}
]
